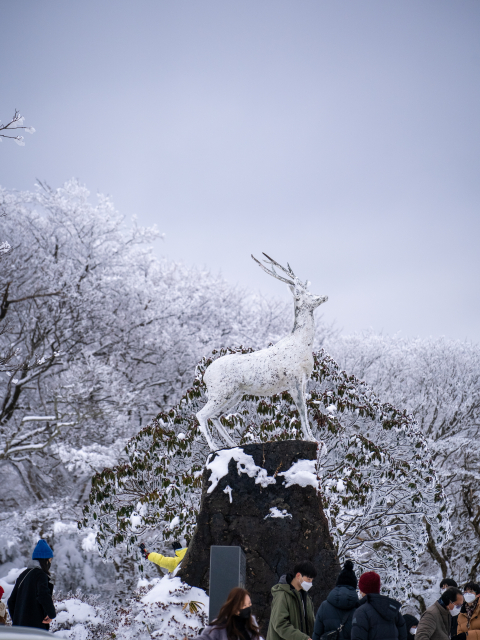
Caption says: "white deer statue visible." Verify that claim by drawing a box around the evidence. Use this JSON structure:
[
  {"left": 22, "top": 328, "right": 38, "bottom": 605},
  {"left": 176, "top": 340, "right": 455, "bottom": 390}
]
[{"left": 196, "top": 253, "right": 328, "bottom": 450}]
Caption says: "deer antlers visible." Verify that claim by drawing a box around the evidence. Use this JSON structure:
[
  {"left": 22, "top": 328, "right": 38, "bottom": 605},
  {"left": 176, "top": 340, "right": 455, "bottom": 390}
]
[{"left": 251, "top": 253, "right": 308, "bottom": 288}]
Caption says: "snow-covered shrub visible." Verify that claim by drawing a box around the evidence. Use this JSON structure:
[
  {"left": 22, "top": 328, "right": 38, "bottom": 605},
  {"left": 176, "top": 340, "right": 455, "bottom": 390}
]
[
  {"left": 51, "top": 597, "right": 103, "bottom": 640},
  {"left": 50, "top": 575, "right": 208, "bottom": 640},
  {"left": 83, "top": 347, "right": 448, "bottom": 598}
]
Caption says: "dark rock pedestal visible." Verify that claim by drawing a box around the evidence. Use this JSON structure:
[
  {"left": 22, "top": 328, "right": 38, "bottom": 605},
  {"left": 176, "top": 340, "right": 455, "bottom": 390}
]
[{"left": 177, "top": 440, "right": 339, "bottom": 634}]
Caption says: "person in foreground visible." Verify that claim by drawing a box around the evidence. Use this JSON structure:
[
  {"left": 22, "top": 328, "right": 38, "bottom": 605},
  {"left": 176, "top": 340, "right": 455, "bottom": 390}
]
[
  {"left": 351, "top": 571, "right": 406, "bottom": 640},
  {"left": 455, "top": 581, "right": 480, "bottom": 640},
  {"left": 193, "top": 587, "right": 261, "bottom": 640},
  {"left": 266, "top": 560, "right": 316, "bottom": 640},
  {"left": 312, "top": 559, "right": 358, "bottom": 640},
  {"left": 415, "top": 586, "right": 463, "bottom": 640},
  {"left": 7, "top": 539, "right": 56, "bottom": 629}
]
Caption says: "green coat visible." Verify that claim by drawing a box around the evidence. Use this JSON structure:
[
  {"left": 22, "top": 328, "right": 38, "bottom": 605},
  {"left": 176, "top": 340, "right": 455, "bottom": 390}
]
[{"left": 267, "top": 582, "right": 315, "bottom": 640}]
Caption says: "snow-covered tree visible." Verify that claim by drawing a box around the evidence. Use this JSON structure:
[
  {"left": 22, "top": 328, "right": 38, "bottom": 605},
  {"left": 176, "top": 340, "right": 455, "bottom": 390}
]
[
  {"left": 83, "top": 347, "right": 448, "bottom": 598},
  {"left": 329, "top": 333, "right": 480, "bottom": 609},
  {"left": 0, "top": 180, "right": 309, "bottom": 507}
]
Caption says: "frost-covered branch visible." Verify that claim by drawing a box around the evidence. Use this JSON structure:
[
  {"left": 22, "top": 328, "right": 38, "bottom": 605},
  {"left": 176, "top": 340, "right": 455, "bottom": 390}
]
[{"left": 0, "top": 109, "right": 35, "bottom": 146}]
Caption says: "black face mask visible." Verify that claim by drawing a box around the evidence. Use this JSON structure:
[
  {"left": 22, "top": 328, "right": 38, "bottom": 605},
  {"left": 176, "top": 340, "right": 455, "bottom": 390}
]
[{"left": 239, "top": 606, "right": 252, "bottom": 619}]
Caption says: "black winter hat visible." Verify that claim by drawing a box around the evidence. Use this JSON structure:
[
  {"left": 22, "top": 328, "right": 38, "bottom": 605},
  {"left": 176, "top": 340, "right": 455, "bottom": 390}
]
[{"left": 336, "top": 560, "right": 357, "bottom": 589}]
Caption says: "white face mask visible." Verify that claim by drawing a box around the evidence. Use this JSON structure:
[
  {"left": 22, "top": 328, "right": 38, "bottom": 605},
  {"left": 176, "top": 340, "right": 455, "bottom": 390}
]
[
  {"left": 450, "top": 605, "right": 462, "bottom": 616},
  {"left": 464, "top": 593, "right": 477, "bottom": 604},
  {"left": 301, "top": 581, "right": 313, "bottom": 592},
  {"left": 410, "top": 628, "right": 417, "bottom": 636}
]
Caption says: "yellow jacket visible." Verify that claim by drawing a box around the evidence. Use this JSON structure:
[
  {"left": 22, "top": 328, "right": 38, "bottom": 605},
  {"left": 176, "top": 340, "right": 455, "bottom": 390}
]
[{"left": 147, "top": 547, "right": 187, "bottom": 572}]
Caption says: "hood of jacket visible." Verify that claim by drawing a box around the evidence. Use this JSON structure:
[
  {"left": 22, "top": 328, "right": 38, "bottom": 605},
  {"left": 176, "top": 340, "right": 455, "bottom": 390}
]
[
  {"left": 272, "top": 575, "right": 300, "bottom": 597},
  {"left": 361, "top": 594, "right": 401, "bottom": 622},
  {"left": 327, "top": 585, "right": 359, "bottom": 610},
  {"left": 272, "top": 583, "right": 294, "bottom": 596}
]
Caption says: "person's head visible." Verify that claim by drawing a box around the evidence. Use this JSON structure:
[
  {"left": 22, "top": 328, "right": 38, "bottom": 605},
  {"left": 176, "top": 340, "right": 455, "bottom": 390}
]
[
  {"left": 358, "top": 571, "right": 381, "bottom": 597},
  {"left": 336, "top": 560, "right": 357, "bottom": 589},
  {"left": 291, "top": 561, "right": 317, "bottom": 592},
  {"left": 0, "top": 585, "right": 4, "bottom": 600},
  {"left": 463, "top": 581, "right": 480, "bottom": 604},
  {"left": 32, "top": 539, "right": 54, "bottom": 574},
  {"left": 212, "top": 587, "right": 259, "bottom": 639},
  {"left": 440, "top": 578, "right": 458, "bottom": 594},
  {"left": 440, "top": 587, "right": 464, "bottom": 613}
]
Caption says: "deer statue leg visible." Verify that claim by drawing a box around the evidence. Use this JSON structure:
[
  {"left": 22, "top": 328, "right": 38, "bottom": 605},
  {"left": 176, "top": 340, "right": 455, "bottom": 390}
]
[
  {"left": 196, "top": 391, "right": 243, "bottom": 450},
  {"left": 196, "top": 405, "right": 216, "bottom": 450},
  {"left": 290, "top": 378, "right": 316, "bottom": 442},
  {"left": 213, "top": 418, "right": 236, "bottom": 447}
]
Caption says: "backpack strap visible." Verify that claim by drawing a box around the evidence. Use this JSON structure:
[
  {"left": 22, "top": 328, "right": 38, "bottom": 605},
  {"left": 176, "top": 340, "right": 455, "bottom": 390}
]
[
  {"left": 342, "top": 609, "right": 351, "bottom": 624},
  {"left": 17, "top": 568, "right": 35, "bottom": 590}
]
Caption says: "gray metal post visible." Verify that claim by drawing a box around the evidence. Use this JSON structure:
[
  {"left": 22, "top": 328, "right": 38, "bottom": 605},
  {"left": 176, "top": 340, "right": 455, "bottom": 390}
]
[{"left": 209, "top": 546, "right": 246, "bottom": 623}]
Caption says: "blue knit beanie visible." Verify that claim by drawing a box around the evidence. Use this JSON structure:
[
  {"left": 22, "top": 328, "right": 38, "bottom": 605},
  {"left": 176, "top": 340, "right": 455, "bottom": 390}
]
[{"left": 32, "top": 539, "right": 54, "bottom": 559}]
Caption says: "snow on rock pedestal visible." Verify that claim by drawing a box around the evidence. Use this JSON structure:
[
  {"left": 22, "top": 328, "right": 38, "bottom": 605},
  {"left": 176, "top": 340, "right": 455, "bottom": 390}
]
[{"left": 177, "top": 440, "right": 339, "bottom": 634}]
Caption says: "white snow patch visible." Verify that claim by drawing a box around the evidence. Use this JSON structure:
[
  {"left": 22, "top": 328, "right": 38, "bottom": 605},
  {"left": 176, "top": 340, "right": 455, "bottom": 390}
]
[
  {"left": 223, "top": 485, "right": 233, "bottom": 503},
  {"left": 81, "top": 532, "right": 98, "bottom": 552},
  {"left": 168, "top": 516, "right": 180, "bottom": 530},
  {"left": 278, "top": 459, "right": 319, "bottom": 490},
  {"left": 55, "top": 598, "right": 101, "bottom": 625},
  {"left": 141, "top": 575, "right": 207, "bottom": 606},
  {"left": 264, "top": 507, "right": 292, "bottom": 519},
  {"left": 53, "top": 521, "right": 78, "bottom": 535},
  {"left": 54, "top": 625, "right": 89, "bottom": 640},
  {"left": 52, "top": 441, "right": 126, "bottom": 474},
  {"left": 130, "top": 512, "right": 142, "bottom": 530},
  {"left": 206, "top": 447, "right": 276, "bottom": 493}
]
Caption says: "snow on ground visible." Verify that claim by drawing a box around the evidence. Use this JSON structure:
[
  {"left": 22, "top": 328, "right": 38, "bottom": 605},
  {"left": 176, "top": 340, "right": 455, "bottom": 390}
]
[
  {"left": 49, "top": 574, "right": 209, "bottom": 640},
  {"left": 55, "top": 599, "right": 102, "bottom": 625}
]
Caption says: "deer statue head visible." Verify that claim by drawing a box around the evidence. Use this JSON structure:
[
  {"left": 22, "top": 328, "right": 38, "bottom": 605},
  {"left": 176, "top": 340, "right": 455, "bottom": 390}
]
[{"left": 251, "top": 253, "right": 327, "bottom": 325}]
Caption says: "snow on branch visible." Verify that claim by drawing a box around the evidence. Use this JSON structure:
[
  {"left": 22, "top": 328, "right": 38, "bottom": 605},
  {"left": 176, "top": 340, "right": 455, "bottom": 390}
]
[{"left": 0, "top": 109, "right": 35, "bottom": 145}]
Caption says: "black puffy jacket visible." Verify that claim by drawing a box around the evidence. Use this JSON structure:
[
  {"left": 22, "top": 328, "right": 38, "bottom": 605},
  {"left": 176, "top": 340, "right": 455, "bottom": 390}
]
[
  {"left": 7, "top": 561, "right": 56, "bottom": 630},
  {"left": 351, "top": 594, "right": 406, "bottom": 640},
  {"left": 403, "top": 613, "right": 419, "bottom": 640},
  {"left": 312, "top": 585, "right": 358, "bottom": 640}
]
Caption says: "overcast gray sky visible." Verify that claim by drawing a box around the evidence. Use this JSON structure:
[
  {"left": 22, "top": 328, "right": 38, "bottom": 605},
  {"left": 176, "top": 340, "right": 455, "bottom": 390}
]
[{"left": 1, "top": 1, "right": 479, "bottom": 341}]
